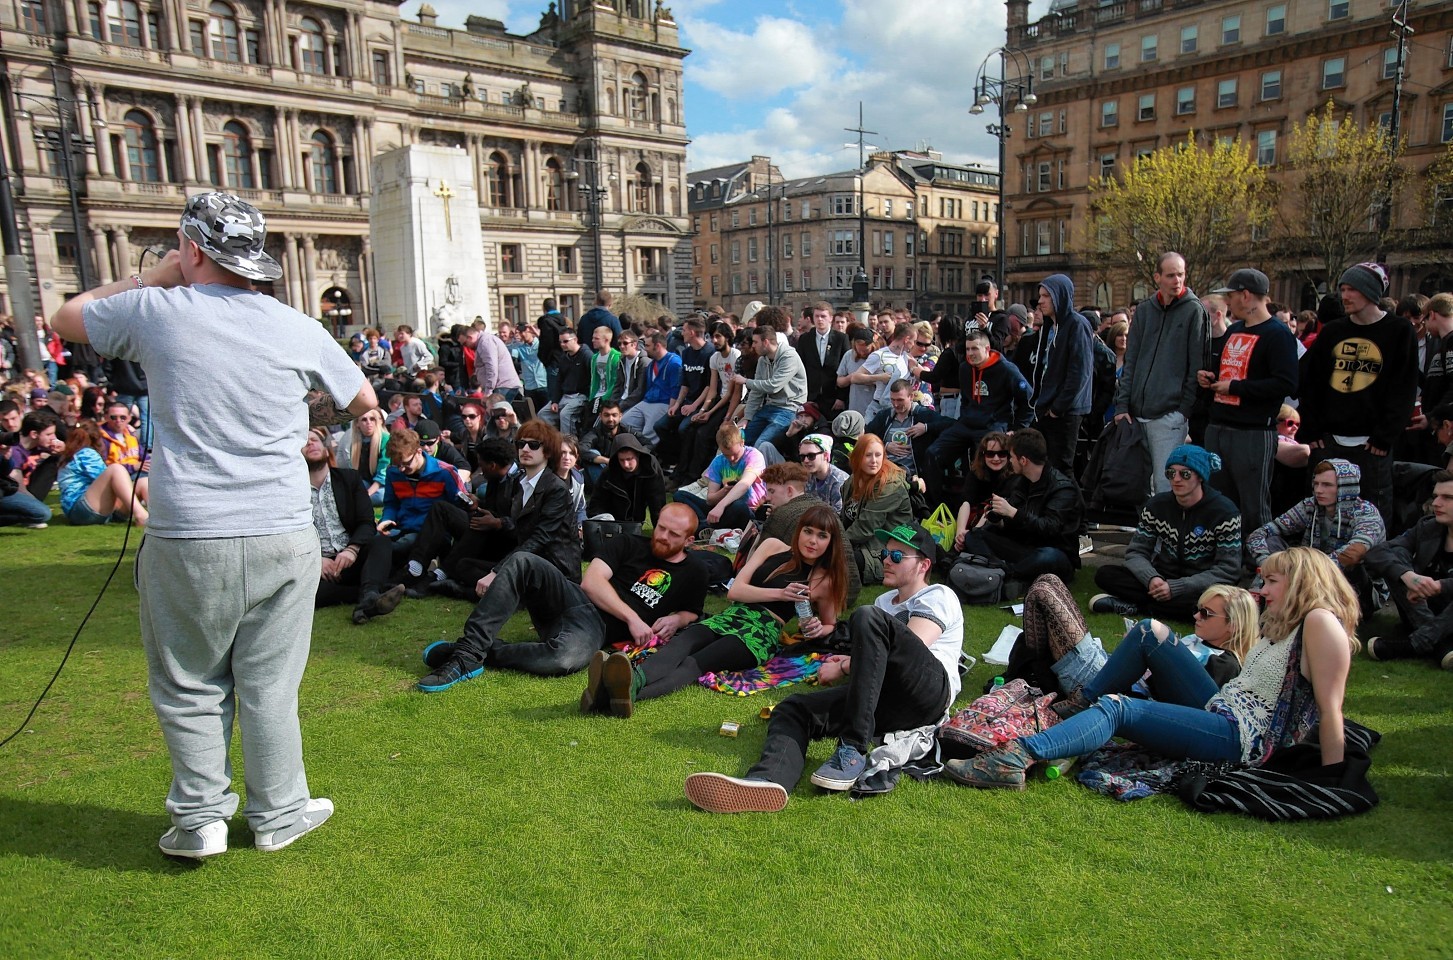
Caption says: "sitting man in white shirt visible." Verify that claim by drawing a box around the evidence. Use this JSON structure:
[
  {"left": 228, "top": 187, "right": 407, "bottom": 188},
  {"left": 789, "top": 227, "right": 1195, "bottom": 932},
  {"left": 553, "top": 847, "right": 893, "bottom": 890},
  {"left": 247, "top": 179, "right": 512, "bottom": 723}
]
[{"left": 685, "top": 522, "right": 963, "bottom": 812}]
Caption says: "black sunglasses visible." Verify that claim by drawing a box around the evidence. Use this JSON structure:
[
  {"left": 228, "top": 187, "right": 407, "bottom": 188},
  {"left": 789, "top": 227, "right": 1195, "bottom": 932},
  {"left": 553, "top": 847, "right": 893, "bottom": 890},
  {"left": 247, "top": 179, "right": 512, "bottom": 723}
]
[
  {"left": 515, "top": 438, "right": 543, "bottom": 451},
  {"left": 983, "top": 450, "right": 1008, "bottom": 459},
  {"left": 1194, "top": 606, "right": 1227, "bottom": 620},
  {"left": 1165, "top": 468, "right": 1197, "bottom": 481}
]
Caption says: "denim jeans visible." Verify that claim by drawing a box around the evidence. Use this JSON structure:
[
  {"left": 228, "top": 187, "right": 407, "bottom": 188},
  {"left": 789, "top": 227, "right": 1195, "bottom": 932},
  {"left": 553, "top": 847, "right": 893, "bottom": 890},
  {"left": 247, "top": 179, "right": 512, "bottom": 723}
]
[
  {"left": 0, "top": 489, "right": 52, "bottom": 525},
  {"left": 744, "top": 405, "right": 796, "bottom": 451},
  {"left": 458, "top": 551, "right": 604, "bottom": 675},
  {"left": 1019, "top": 619, "right": 1240, "bottom": 763},
  {"left": 674, "top": 489, "right": 751, "bottom": 530},
  {"left": 744, "top": 605, "right": 950, "bottom": 789}
]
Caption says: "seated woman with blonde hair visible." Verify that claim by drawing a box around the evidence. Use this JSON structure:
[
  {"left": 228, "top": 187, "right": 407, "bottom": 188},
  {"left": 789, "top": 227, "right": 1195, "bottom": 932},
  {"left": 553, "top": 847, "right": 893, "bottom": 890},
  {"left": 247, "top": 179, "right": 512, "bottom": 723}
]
[{"left": 947, "top": 547, "right": 1358, "bottom": 790}]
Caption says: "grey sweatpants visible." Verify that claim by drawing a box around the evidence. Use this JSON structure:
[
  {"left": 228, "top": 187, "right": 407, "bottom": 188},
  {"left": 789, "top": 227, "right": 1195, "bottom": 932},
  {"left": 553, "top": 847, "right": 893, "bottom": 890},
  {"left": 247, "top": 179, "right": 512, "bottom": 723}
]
[{"left": 138, "top": 528, "right": 320, "bottom": 834}]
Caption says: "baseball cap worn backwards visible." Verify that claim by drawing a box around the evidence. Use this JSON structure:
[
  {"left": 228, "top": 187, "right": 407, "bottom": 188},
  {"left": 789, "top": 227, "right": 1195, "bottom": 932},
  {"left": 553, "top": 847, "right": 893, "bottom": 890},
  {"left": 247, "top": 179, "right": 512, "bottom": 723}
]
[{"left": 180, "top": 192, "right": 283, "bottom": 282}]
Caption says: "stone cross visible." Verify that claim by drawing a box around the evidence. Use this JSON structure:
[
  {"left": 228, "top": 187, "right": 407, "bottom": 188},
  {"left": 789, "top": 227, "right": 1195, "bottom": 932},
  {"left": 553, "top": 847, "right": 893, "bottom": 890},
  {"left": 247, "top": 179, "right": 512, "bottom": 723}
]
[{"left": 433, "top": 180, "right": 455, "bottom": 240}]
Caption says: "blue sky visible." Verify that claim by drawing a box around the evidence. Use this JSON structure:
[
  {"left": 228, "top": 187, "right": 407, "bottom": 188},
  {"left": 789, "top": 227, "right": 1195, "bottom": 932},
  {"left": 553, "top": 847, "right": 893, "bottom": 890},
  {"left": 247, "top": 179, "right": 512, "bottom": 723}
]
[{"left": 423, "top": 0, "right": 1049, "bottom": 177}]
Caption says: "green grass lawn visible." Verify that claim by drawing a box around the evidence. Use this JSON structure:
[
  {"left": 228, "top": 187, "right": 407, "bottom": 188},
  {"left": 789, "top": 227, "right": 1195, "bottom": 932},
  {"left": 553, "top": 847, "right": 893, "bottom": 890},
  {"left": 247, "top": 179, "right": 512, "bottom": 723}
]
[{"left": 1, "top": 521, "right": 1450, "bottom": 959}]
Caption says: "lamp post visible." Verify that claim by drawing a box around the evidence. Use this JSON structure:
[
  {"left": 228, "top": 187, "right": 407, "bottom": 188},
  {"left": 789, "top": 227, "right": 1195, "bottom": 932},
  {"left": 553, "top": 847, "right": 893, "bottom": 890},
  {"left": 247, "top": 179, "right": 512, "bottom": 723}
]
[
  {"left": 564, "top": 139, "right": 616, "bottom": 297},
  {"left": 14, "top": 87, "right": 102, "bottom": 294},
  {"left": 968, "top": 46, "right": 1036, "bottom": 294}
]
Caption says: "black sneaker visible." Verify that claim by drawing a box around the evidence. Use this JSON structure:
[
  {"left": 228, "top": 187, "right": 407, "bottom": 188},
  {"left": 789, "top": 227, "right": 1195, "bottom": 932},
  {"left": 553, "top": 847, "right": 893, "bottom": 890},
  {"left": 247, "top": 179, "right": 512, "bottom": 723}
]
[
  {"left": 421, "top": 640, "right": 457, "bottom": 669},
  {"left": 1365, "top": 635, "right": 1418, "bottom": 661},
  {"left": 417, "top": 655, "right": 484, "bottom": 693},
  {"left": 1089, "top": 593, "right": 1139, "bottom": 617}
]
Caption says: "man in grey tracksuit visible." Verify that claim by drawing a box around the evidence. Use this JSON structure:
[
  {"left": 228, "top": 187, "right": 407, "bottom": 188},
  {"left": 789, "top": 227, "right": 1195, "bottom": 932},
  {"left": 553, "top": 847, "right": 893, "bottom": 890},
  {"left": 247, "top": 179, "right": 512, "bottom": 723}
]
[{"left": 1115, "top": 252, "right": 1210, "bottom": 495}]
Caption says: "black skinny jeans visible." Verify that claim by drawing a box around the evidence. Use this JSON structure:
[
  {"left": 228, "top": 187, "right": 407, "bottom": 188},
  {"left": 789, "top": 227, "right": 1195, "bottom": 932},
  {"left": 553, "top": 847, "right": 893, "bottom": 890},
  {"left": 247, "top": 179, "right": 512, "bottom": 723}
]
[
  {"left": 458, "top": 551, "right": 604, "bottom": 675},
  {"left": 744, "top": 605, "right": 949, "bottom": 789},
  {"left": 637, "top": 623, "right": 756, "bottom": 701}
]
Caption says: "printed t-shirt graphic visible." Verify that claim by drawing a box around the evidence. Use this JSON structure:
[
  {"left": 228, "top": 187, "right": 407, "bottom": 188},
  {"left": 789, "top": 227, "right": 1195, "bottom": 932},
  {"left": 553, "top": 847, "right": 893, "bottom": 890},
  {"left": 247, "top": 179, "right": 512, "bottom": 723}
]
[
  {"left": 1329, "top": 337, "right": 1384, "bottom": 394},
  {"left": 1213, "top": 332, "right": 1258, "bottom": 407}
]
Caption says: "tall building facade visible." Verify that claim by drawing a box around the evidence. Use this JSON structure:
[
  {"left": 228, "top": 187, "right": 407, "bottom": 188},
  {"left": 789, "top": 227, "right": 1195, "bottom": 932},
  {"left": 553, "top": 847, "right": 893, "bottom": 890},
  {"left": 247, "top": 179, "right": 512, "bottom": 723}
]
[
  {"left": 0, "top": 0, "right": 691, "bottom": 331},
  {"left": 687, "top": 150, "right": 999, "bottom": 319},
  {"left": 1001, "top": 0, "right": 1453, "bottom": 309}
]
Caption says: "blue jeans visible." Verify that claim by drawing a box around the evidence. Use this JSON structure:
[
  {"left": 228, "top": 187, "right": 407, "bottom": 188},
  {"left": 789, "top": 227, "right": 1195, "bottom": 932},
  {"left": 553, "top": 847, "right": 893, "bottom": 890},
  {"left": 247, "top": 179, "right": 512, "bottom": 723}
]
[
  {"left": 0, "top": 489, "right": 52, "bottom": 525},
  {"left": 744, "top": 405, "right": 796, "bottom": 451},
  {"left": 674, "top": 489, "right": 751, "bottom": 529},
  {"left": 1019, "top": 619, "right": 1241, "bottom": 763},
  {"left": 115, "top": 393, "right": 153, "bottom": 451}
]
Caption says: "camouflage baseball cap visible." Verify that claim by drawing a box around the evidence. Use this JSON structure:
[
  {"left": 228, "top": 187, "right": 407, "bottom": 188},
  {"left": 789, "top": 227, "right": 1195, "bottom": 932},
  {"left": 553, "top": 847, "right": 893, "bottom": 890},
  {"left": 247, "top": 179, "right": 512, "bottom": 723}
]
[{"left": 179, "top": 192, "right": 283, "bottom": 282}]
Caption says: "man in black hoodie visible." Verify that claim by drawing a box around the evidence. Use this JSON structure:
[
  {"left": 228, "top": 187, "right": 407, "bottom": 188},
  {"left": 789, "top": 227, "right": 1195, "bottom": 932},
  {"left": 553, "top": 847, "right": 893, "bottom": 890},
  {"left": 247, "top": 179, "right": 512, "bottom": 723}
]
[
  {"left": 587, "top": 433, "right": 667, "bottom": 525},
  {"left": 1028, "top": 274, "right": 1094, "bottom": 474},
  {"left": 928, "top": 326, "right": 1032, "bottom": 505}
]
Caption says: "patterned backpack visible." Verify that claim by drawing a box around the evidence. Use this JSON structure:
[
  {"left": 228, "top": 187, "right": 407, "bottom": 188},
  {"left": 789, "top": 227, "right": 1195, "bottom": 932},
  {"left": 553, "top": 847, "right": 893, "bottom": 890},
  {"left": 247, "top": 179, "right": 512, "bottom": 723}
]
[{"left": 938, "top": 679, "right": 1060, "bottom": 754}]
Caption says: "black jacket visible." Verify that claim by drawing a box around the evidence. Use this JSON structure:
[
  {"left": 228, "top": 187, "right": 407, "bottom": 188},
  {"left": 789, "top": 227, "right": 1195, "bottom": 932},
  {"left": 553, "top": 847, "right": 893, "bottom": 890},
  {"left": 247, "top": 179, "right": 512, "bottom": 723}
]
[
  {"left": 995, "top": 465, "right": 1084, "bottom": 561},
  {"left": 1366, "top": 514, "right": 1452, "bottom": 588},
  {"left": 798, "top": 329, "right": 849, "bottom": 411},
  {"left": 327, "top": 467, "right": 380, "bottom": 549},
  {"left": 501, "top": 468, "right": 583, "bottom": 582},
  {"left": 587, "top": 433, "right": 667, "bottom": 524},
  {"left": 866, "top": 404, "right": 946, "bottom": 476}
]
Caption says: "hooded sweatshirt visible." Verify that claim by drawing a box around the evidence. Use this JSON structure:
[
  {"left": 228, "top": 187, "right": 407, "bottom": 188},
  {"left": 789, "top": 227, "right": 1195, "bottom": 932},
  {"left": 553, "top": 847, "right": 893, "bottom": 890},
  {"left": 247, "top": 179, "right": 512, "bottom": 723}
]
[
  {"left": 1029, "top": 274, "right": 1094, "bottom": 417},
  {"left": 586, "top": 432, "right": 667, "bottom": 524},
  {"left": 955, "top": 349, "right": 1033, "bottom": 433},
  {"left": 1246, "top": 459, "right": 1385, "bottom": 566},
  {"left": 1116, "top": 287, "right": 1210, "bottom": 420}
]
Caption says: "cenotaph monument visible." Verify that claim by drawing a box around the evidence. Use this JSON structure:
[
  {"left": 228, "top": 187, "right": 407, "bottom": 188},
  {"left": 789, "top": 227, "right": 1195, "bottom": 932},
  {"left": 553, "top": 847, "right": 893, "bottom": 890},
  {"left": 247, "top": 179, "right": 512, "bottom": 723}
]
[{"left": 369, "top": 144, "right": 493, "bottom": 335}]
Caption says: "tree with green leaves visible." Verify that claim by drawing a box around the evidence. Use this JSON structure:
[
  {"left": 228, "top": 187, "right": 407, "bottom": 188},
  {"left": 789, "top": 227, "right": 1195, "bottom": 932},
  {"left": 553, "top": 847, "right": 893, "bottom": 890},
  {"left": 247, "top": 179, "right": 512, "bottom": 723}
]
[
  {"left": 1424, "top": 141, "right": 1453, "bottom": 227},
  {"left": 1278, "top": 100, "right": 1408, "bottom": 284},
  {"left": 1085, "top": 133, "right": 1273, "bottom": 297}
]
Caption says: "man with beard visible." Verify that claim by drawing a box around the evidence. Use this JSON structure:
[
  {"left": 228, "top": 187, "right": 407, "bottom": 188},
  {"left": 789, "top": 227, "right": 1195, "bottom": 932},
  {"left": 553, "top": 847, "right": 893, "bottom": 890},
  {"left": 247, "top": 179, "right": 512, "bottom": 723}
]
[
  {"left": 303, "top": 428, "right": 405, "bottom": 624},
  {"left": 417, "top": 501, "right": 708, "bottom": 689}
]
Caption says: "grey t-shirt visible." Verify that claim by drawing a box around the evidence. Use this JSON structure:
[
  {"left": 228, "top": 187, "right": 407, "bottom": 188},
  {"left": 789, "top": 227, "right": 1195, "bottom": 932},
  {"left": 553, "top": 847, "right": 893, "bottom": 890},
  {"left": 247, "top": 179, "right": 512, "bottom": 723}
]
[
  {"left": 84, "top": 283, "right": 364, "bottom": 539},
  {"left": 837, "top": 352, "right": 875, "bottom": 415}
]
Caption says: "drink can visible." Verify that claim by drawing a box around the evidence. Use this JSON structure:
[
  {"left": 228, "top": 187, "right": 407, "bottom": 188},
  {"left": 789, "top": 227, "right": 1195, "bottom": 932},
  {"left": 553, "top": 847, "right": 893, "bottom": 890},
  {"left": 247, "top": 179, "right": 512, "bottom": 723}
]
[{"left": 719, "top": 721, "right": 740, "bottom": 737}]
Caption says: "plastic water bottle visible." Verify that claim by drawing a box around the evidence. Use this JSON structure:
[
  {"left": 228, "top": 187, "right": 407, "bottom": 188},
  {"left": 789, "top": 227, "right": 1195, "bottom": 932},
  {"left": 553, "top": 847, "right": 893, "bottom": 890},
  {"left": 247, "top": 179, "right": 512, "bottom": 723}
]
[
  {"left": 1043, "top": 758, "right": 1076, "bottom": 780},
  {"left": 992, "top": 676, "right": 1005, "bottom": 690},
  {"left": 794, "top": 598, "right": 814, "bottom": 621}
]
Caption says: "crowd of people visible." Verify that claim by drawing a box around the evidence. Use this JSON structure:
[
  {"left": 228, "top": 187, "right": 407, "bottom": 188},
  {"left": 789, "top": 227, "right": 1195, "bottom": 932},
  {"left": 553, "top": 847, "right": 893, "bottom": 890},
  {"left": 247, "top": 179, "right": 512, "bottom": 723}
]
[{"left": 3, "top": 217, "right": 1446, "bottom": 844}]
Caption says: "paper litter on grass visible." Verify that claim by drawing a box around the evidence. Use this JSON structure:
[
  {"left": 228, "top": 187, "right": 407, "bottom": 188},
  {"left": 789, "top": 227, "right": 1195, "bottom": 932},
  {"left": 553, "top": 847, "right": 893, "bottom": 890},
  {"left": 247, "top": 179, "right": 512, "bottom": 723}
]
[{"left": 984, "top": 624, "right": 1022, "bottom": 665}]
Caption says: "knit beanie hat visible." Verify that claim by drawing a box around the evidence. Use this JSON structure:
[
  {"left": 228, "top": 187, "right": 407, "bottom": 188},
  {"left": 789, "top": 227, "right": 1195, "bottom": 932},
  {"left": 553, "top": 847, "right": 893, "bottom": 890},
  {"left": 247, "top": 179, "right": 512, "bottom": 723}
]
[
  {"left": 1337, "top": 262, "right": 1389, "bottom": 305},
  {"left": 1165, "top": 444, "right": 1221, "bottom": 483},
  {"left": 832, "top": 410, "right": 866, "bottom": 441}
]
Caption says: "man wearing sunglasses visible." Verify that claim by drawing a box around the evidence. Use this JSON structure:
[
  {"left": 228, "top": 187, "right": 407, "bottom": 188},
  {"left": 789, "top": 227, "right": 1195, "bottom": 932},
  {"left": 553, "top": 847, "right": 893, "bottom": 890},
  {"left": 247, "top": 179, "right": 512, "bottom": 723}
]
[
  {"left": 684, "top": 522, "right": 962, "bottom": 812},
  {"left": 1090, "top": 444, "right": 1242, "bottom": 620}
]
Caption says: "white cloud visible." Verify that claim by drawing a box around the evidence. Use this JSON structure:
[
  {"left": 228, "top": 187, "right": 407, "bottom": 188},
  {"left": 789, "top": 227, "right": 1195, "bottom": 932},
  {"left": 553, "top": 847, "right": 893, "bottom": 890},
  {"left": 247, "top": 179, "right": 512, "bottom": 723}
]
[
  {"left": 684, "top": 0, "right": 1011, "bottom": 177},
  {"left": 685, "top": 15, "right": 827, "bottom": 99}
]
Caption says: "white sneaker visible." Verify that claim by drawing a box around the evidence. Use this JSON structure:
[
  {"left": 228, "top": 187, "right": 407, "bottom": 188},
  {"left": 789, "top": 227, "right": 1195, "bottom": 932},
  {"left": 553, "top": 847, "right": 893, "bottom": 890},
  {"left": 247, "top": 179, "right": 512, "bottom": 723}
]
[
  {"left": 158, "top": 819, "right": 228, "bottom": 859},
  {"left": 255, "top": 798, "right": 335, "bottom": 852}
]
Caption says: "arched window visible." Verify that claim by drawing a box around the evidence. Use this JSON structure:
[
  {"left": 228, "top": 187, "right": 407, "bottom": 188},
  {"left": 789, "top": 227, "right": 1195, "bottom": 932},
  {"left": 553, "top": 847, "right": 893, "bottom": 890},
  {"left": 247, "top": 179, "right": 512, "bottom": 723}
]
[
  {"left": 223, "top": 121, "right": 254, "bottom": 189},
  {"left": 299, "top": 17, "right": 326, "bottom": 75},
  {"left": 627, "top": 72, "right": 649, "bottom": 121},
  {"left": 310, "top": 130, "right": 337, "bottom": 194},
  {"left": 632, "top": 161, "right": 653, "bottom": 213},
  {"left": 485, "top": 151, "right": 521, "bottom": 208},
  {"left": 207, "top": 2, "right": 241, "bottom": 62},
  {"left": 543, "top": 157, "right": 563, "bottom": 212},
  {"left": 123, "top": 110, "right": 160, "bottom": 182},
  {"left": 106, "top": 0, "right": 143, "bottom": 47}
]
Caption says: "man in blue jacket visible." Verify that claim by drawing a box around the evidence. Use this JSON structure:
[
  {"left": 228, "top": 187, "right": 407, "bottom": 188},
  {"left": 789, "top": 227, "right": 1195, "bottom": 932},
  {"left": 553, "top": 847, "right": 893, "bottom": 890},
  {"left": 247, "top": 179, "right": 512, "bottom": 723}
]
[
  {"left": 620, "top": 331, "right": 681, "bottom": 447},
  {"left": 379, "top": 426, "right": 465, "bottom": 554},
  {"left": 576, "top": 289, "right": 621, "bottom": 344},
  {"left": 1028, "top": 274, "right": 1094, "bottom": 474}
]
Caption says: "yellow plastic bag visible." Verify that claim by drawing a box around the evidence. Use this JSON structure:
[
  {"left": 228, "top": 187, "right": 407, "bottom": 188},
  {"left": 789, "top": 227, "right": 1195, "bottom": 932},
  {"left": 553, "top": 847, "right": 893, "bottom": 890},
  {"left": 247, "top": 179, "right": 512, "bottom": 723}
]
[{"left": 923, "top": 503, "right": 957, "bottom": 554}]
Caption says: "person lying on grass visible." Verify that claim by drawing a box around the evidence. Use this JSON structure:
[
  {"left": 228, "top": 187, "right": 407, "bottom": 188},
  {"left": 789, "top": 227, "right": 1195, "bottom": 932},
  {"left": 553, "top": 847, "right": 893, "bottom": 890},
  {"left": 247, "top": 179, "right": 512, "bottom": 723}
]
[
  {"left": 416, "top": 501, "right": 708, "bottom": 692},
  {"left": 944, "top": 546, "right": 1357, "bottom": 791},
  {"left": 683, "top": 521, "right": 963, "bottom": 812},
  {"left": 56, "top": 418, "right": 149, "bottom": 526},
  {"left": 587, "top": 502, "right": 850, "bottom": 717}
]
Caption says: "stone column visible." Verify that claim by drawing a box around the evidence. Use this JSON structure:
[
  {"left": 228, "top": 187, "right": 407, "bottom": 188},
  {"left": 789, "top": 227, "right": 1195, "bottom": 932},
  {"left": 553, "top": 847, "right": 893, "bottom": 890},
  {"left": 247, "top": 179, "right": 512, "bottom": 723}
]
[
  {"left": 174, "top": 94, "right": 196, "bottom": 182},
  {"left": 189, "top": 98, "right": 207, "bottom": 183},
  {"left": 274, "top": 109, "right": 293, "bottom": 187},
  {"left": 271, "top": 0, "right": 289, "bottom": 68},
  {"left": 283, "top": 234, "right": 302, "bottom": 306},
  {"left": 467, "top": 134, "right": 483, "bottom": 202},
  {"left": 358, "top": 236, "right": 372, "bottom": 329},
  {"left": 522, "top": 141, "right": 539, "bottom": 209},
  {"left": 112, "top": 227, "right": 132, "bottom": 279},
  {"left": 86, "top": 86, "right": 113, "bottom": 177},
  {"left": 301, "top": 235, "right": 318, "bottom": 315},
  {"left": 92, "top": 228, "right": 113, "bottom": 285}
]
